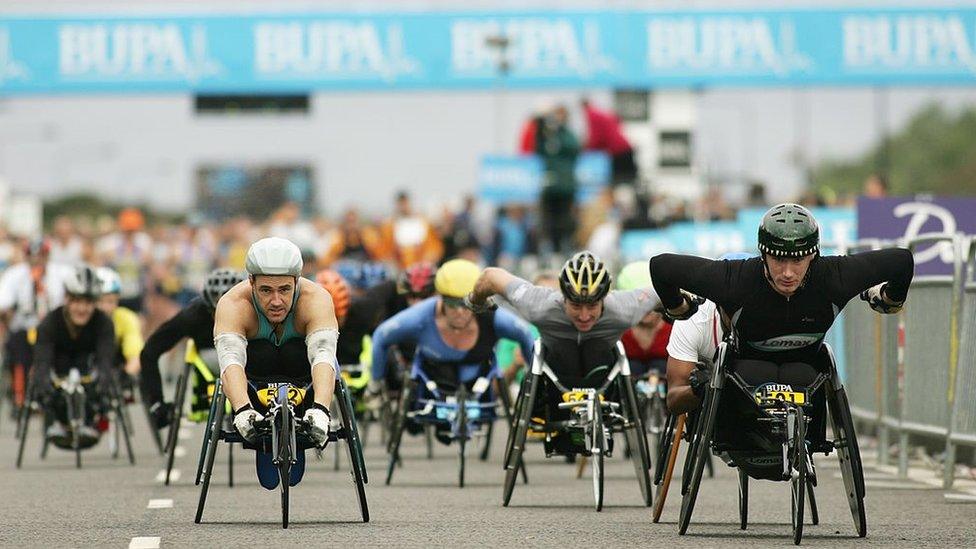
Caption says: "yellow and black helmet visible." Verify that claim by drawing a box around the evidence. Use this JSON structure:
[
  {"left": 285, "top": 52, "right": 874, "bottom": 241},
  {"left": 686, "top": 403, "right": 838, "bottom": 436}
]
[{"left": 559, "top": 251, "right": 611, "bottom": 304}]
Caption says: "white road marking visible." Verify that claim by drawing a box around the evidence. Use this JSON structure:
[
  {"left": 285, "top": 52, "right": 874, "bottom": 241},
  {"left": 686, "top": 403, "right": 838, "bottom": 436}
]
[
  {"left": 178, "top": 429, "right": 193, "bottom": 440},
  {"left": 146, "top": 499, "right": 173, "bottom": 509},
  {"left": 129, "top": 537, "right": 160, "bottom": 549},
  {"left": 944, "top": 493, "right": 976, "bottom": 502},
  {"left": 155, "top": 469, "right": 181, "bottom": 483},
  {"left": 174, "top": 446, "right": 187, "bottom": 457}
]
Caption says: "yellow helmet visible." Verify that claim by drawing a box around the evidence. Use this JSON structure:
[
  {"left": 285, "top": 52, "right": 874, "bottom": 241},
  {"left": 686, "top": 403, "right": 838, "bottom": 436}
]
[{"left": 434, "top": 259, "right": 481, "bottom": 298}]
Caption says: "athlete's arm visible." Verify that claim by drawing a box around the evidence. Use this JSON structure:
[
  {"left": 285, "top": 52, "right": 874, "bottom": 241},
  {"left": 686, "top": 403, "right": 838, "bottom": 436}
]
[
  {"left": 666, "top": 357, "right": 700, "bottom": 414},
  {"left": 664, "top": 305, "right": 714, "bottom": 414},
  {"left": 821, "top": 248, "right": 915, "bottom": 305},
  {"left": 298, "top": 281, "right": 340, "bottom": 408},
  {"left": 370, "top": 303, "right": 425, "bottom": 380},
  {"left": 94, "top": 314, "right": 117, "bottom": 387},
  {"left": 648, "top": 254, "right": 738, "bottom": 315},
  {"left": 117, "top": 309, "right": 144, "bottom": 375},
  {"left": 492, "top": 308, "right": 536, "bottom": 367},
  {"left": 214, "top": 285, "right": 253, "bottom": 412},
  {"left": 30, "top": 314, "right": 55, "bottom": 391},
  {"left": 139, "top": 306, "right": 194, "bottom": 406},
  {"left": 469, "top": 267, "right": 518, "bottom": 306}
]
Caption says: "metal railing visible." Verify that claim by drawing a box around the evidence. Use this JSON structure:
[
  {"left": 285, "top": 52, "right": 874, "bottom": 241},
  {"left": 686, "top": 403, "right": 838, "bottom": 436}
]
[{"left": 842, "top": 233, "right": 974, "bottom": 488}]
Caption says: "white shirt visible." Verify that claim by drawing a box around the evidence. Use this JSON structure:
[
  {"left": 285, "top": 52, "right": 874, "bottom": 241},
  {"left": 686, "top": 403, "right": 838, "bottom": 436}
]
[
  {"left": 0, "top": 263, "right": 71, "bottom": 331},
  {"left": 666, "top": 300, "right": 725, "bottom": 365}
]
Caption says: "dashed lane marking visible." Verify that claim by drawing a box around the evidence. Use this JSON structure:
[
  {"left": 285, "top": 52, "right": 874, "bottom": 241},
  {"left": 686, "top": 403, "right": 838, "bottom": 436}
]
[
  {"left": 129, "top": 537, "right": 160, "bottom": 549},
  {"left": 147, "top": 499, "right": 173, "bottom": 509},
  {"left": 155, "top": 469, "right": 181, "bottom": 483}
]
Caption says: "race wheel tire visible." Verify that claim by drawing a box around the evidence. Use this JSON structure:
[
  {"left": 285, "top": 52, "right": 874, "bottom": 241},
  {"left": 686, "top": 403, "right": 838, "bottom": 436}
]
[
  {"left": 620, "top": 376, "right": 653, "bottom": 507},
  {"left": 503, "top": 373, "right": 538, "bottom": 507},
  {"left": 336, "top": 378, "right": 370, "bottom": 523},
  {"left": 828, "top": 384, "right": 867, "bottom": 538},
  {"left": 196, "top": 379, "right": 223, "bottom": 486},
  {"left": 738, "top": 468, "right": 749, "bottom": 530},
  {"left": 807, "top": 479, "right": 819, "bottom": 526},
  {"left": 591, "top": 400, "right": 605, "bottom": 513},
  {"left": 385, "top": 381, "right": 415, "bottom": 486},
  {"left": 652, "top": 414, "right": 685, "bottom": 523},
  {"left": 791, "top": 407, "right": 807, "bottom": 546},
  {"left": 194, "top": 390, "right": 225, "bottom": 524},
  {"left": 678, "top": 384, "right": 719, "bottom": 535}
]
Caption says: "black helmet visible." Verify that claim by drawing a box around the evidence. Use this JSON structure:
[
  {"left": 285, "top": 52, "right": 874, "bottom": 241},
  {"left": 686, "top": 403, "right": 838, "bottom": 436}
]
[
  {"left": 202, "top": 268, "right": 244, "bottom": 309},
  {"left": 757, "top": 203, "right": 820, "bottom": 258},
  {"left": 64, "top": 265, "right": 102, "bottom": 299},
  {"left": 559, "top": 251, "right": 612, "bottom": 304}
]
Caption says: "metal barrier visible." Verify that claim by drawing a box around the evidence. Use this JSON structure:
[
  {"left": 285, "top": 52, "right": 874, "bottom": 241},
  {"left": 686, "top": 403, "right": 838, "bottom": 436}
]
[
  {"left": 946, "top": 235, "right": 976, "bottom": 488},
  {"left": 842, "top": 233, "right": 973, "bottom": 484}
]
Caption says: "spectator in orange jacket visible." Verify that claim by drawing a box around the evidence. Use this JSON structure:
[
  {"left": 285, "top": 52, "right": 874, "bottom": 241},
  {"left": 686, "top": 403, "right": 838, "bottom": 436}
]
[
  {"left": 377, "top": 191, "right": 444, "bottom": 268},
  {"left": 322, "top": 208, "right": 384, "bottom": 266}
]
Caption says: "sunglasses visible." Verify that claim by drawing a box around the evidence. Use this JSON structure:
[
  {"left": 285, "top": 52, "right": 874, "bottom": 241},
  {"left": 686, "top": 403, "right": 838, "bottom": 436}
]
[{"left": 442, "top": 297, "right": 467, "bottom": 310}]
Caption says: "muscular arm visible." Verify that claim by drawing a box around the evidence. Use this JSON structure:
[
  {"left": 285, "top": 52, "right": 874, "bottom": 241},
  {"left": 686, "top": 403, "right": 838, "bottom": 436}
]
[
  {"left": 469, "top": 267, "right": 519, "bottom": 306},
  {"left": 666, "top": 357, "right": 700, "bottom": 414},
  {"left": 648, "top": 254, "right": 737, "bottom": 312},
  {"left": 215, "top": 287, "right": 253, "bottom": 413},
  {"left": 300, "top": 283, "right": 340, "bottom": 408},
  {"left": 492, "top": 308, "right": 536, "bottom": 366},
  {"left": 139, "top": 308, "right": 194, "bottom": 405},
  {"left": 370, "top": 304, "right": 424, "bottom": 380},
  {"left": 823, "top": 248, "right": 915, "bottom": 305}
]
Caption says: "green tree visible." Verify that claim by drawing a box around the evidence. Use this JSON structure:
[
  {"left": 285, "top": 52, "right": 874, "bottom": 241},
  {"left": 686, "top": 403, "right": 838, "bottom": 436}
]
[{"left": 813, "top": 103, "right": 976, "bottom": 196}]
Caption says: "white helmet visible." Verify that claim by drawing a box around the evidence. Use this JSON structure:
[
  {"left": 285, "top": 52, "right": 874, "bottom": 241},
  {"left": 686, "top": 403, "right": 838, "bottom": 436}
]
[
  {"left": 245, "top": 237, "right": 303, "bottom": 277},
  {"left": 95, "top": 267, "right": 122, "bottom": 295},
  {"left": 64, "top": 265, "right": 102, "bottom": 299}
]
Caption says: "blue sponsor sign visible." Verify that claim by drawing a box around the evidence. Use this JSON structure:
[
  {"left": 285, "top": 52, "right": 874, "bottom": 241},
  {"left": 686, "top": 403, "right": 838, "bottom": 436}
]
[
  {"left": 478, "top": 155, "right": 542, "bottom": 203},
  {"left": 2, "top": 8, "right": 976, "bottom": 94},
  {"left": 620, "top": 207, "right": 855, "bottom": 261},
  {"left": 574, "top": 152, "right": 611, "bottom": 202}
]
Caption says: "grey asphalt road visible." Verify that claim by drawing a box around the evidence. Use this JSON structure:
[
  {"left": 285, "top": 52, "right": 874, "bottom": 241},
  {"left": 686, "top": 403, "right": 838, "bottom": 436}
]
[{"left": 1, "top": 407, "right": 973, "bottom": 548}]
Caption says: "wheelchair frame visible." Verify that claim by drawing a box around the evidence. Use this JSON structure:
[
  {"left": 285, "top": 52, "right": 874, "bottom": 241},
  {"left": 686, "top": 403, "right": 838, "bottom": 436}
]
[
  {"left": 502, "top": 340, "right": 653, "bottom": 512},
  {"left": 16, "top": 367, "right": 135, "bottom": 469},
  {"left": 675, "top": 342, "right": 866, "bottom": 544},
  {"left": 385, "top": 359, "right": 515, "bottom": 488},
  {"left": 194, "top": 374, "right": 369, "bottom": 528}
]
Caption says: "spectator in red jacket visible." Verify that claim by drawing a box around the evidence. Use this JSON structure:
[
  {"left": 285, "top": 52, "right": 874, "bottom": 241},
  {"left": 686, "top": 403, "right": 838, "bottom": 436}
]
[{"left": 581, "top": 98, "right": 638, "bottom": 186}]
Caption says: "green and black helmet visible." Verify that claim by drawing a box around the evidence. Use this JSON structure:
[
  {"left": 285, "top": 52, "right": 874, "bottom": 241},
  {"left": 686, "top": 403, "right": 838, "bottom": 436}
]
[{"left": 757, "top": 203, "right": 820, "bottom": 257}]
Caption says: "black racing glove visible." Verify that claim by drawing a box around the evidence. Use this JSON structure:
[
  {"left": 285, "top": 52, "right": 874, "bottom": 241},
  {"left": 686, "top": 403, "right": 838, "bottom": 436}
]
[
  {"left": 463, "top": 293, "right": 497, "bottom": 314},
  {"left": 688, "top": 368, "right": 711, "bottom": 400},
  {"left": 149, "top": 401, "right": 174, "bottom": 430},
  {"left": 659, "top": 291, "right": 705, "bottom": 324}
]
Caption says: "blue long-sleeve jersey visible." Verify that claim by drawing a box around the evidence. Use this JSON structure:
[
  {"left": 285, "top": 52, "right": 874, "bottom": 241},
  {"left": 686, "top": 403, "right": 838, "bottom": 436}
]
[{"left": 371, "top": 297, "right": 535, "bottom": 383}]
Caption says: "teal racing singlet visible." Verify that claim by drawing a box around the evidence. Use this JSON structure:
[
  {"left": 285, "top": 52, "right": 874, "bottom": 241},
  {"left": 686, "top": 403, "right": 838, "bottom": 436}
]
[{"left": 250, "top": 282, "right": 302, "bottom": 347}]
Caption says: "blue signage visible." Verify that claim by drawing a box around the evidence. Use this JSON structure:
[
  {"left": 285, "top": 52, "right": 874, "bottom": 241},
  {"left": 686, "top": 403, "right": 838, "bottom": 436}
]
[
  {"left": 479, "top": 151, "right": 610, "bottom": 204},
  {"left": 3, "top": 8, "right": 976, "bottom": 94}
]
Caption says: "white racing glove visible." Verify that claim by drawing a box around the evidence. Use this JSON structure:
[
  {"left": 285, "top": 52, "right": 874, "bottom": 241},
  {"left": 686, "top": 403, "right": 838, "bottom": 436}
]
[
  {"left": 304, "top": 403, "right": 332, "bottom": 447},
  {"left": 860, "top": 283, "right": 903, "bottom": 314},
  {"left": 233, "top": 405, "right": 263, "bottom": 442}
]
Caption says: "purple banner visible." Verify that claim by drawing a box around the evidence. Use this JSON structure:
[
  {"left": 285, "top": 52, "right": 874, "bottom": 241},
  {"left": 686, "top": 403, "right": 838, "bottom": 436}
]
[{"left": 858, "top": 197, "right": 976, "bottom": 276}]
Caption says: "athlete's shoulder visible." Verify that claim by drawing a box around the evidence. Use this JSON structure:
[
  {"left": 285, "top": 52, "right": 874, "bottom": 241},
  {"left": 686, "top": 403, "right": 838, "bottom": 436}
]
[{"left": 112, "top": 307, "right": 140, "bottom": 329}]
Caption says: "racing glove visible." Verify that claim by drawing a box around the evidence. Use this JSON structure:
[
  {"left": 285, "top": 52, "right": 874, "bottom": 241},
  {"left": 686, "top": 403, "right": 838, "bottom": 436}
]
[
  {"left": 660, "top": 291, "right": 705, "bottom": 323},
  {"left": 860, "top": 283, "right": 904, "bottom": 314},
  {"left": 233, "top": 404, "right": 263, "bottom": 442},
  {"left": 463, "top": 293, "right": 497, "bottom": 314},
  {"left": 304, "top": 403, "right": 332, "bottom": 447},
  {"left": 688, "top": 367, "right": 711, "bottom": 400},
  {"left": 149, "top": 401, "right": 174, "bottom": 430}
]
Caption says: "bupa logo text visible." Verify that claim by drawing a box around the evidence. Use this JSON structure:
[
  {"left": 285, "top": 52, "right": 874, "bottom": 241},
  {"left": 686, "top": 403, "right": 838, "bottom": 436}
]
[
  {"left": 843, "top": 15, "right": 976, "bottom": 72},
  {"left": 451, "top": 18, "right": 613, "bottom": 76},
  {"left": 253, "top": 21, "right": 419, "bottom": 79},
  {"left": 0, "top": 27, "right": 30, "bottom": 84},
  {"left": 748, "top": 333, "right": 822, "bottom": 352},
  {"left": 646, "top": 16, "right": 811, "bottom": 74},
  {"left": 58, "top": 23, "right": 221, "bottom": 80}
]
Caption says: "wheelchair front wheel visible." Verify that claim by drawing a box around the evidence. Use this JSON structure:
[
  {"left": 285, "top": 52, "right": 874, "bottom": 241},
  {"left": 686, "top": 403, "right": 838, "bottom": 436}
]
[
  {"left": 503, "top": 373, "right": 537, "bottom": 506},
  {"left": 620, "top": 376, "right": 653, "bottom": 507},
  {"left": 678, "top": 384, "right": 719, "bottom": 535},
  {"left": 590, "top": 400, "right": 605, "bottom": 512},
  {"left": 791, "top": 407, "right": 807, "bottom": 545}
]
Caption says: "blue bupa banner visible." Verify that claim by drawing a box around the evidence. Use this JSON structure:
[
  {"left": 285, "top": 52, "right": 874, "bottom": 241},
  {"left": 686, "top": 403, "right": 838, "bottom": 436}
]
[
  {"left": 3, "top": 8, "right": 976, "bottom": 94},
  {"left": 858, "top": 196, "right": 976, "bottom": 276},
  {"left": 478, "top": 151, "right": 609, "bottom": 204}
]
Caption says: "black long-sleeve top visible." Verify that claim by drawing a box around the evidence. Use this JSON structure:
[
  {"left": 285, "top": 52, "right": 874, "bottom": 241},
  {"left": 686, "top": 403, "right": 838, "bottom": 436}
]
[
  {"left": 33, "top": 307, "right": 115, "bottom": 384},
  {"left": 139, "top": 298, "right": 215, "bottom": 405},
  {"left": 648, "top": 249, "right": 914, "bottom": 361}
]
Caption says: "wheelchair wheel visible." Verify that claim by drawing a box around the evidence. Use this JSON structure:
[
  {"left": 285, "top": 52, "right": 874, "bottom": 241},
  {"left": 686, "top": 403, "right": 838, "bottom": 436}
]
[
  {"left": 479, "top": 420, "right": 493, "bottom": 462},
  {"left": 503, "top": 373, "right": 538, "bottom": 506},
  {"left": 335, "top": 378, "right": 370, "bottom": 523},
  {"left": 590, "top": 399, "right": 605, "bottom": 512},
  {"left": 827, "top": 383, "right": 867, "bottom": 538},
  {"left": 272, "top": 388, "right": 296, "bottom": 529},
  {"left": 652, "top": 414, "right": 685, "bottom": 523},
  {"left": 385, "top": 379, "right": 416, "bottom": 485},
  {"left": 68, "top": 390, "right": 84, "bottom": 469},
  {"left": 807, "top": 478, "right": 819, "bottom": 526},
  {"left": 654, "top": 413, "right": 676, "bottom": 485},
  {"left": 500, "top": 378, "right": 529, "bottom": 486},
  {"left": 457, "top": 386, "right": 468, "bottom": 488},
  {"left": 196, "top": 378, "right": 223, "bottom": 486},
  {"left": 678, "top": 383, "right": 720, "bottom": 535},
  {"left": 194, "top": 388, "right": 226, "bottom": 524},
  {"left": 164, "top": 365, "right": 191, "bottom": 485},
  {"left": 791, "top": 406, "right": 807, "bottom": 545},
  {"left": 738, "top": 468, "right": 749, "bottom": 530},
  {"left": 15, "top": 387, "right": 32, "bottom": 469},
  {"left": 620, "top": 376, "right": 653, "bottom": 507}
]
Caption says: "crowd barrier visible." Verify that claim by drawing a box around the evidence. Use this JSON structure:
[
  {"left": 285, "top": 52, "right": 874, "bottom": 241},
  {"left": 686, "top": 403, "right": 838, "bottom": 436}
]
[{"left": 843, "top": 233, "right": 975, "bottom": 488}]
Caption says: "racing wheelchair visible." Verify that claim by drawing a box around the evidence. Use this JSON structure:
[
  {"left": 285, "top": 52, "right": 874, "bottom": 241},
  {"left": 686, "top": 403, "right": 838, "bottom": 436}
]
[
  {"left": 502, "top": 341, "right": 653, "bottom": 511},
  {"left": 194, "top": 373, "right": 369, "bottom": 528},
  {"left": 385, "top": 356, "right": 516, "bottom": 488},
  {"left": 16, "top": 365, "right": 135, "bottom": 469},
  {"left": 677, "top": 342, "right": 866, "bottom": 545}
]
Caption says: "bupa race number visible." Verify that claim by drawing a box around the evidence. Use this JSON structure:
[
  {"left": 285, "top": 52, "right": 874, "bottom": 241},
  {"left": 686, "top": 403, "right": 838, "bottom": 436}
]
[
  {"left": 256, "top": 384, "right": 306, "bottom": 407},
  {"left": 753, "top": 383, "right": 806, "bottom": 406}
]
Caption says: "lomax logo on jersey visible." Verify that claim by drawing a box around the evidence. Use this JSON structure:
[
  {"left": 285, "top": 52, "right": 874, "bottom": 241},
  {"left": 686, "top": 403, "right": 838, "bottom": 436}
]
[
  {"left": 748, "top": 333, "right": 822, "bottom": 352},
  {"left": 0, "top": 27, "right": 30, "bottom": 84},
  {"left": 646, "top": 16, "right": 812, "bottom": 74},
  {"left": 843, "top": 15, "right": 976, "bottom": 72},
  {"left": 451, "top": 18, "right": 613, "bottom": 77},
  {"left": 58, "top": 23, "right": 222, "bottom": 80},
  {"left": 253, "top": 21, "right": 419, "bottom": 79}
]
